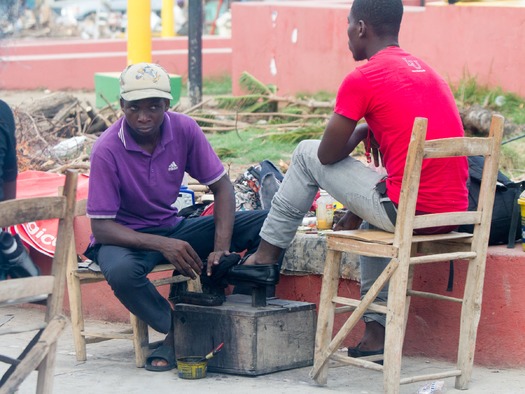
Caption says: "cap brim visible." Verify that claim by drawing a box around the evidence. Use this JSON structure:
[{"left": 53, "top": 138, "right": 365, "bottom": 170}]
[{"left": 121, "top": 88, "right": 173, "bottom": 101}]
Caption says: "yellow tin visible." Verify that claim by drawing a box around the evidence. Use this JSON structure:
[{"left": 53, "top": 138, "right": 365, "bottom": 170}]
[{"left": 176, "top": 357, "right": 208, "bottom": 379}]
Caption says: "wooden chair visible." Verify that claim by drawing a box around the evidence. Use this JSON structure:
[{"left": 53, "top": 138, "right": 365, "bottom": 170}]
[
  {"left": 0, "top": 170, "right": 78, "bottom": 394},
  {"left": 311, "top": 115, "right": 504, "bottom": 393},
  {"left": 66, "top": 199, "right": 201, "bottom": 368}
]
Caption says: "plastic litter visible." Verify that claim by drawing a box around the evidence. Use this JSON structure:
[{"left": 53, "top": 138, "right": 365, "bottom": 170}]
[
  {"left": 416, "top": 380, "right": 447, "bottom": 394},
  {"left": 49, "top": 136, "right": 86, "bottom": 159}
]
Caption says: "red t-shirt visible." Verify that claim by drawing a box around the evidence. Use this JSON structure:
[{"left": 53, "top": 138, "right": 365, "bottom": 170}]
[{"left": 334, "top": 46, "right": 468, "bottom": 213}]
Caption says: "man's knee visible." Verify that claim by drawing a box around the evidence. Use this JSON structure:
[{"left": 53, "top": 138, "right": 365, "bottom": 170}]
[
  {"left": 98, "top": 248, "right": 145, "bottom": 291},
  {"left": 295, "top": 139, "right": 320, "bottom": 156}
]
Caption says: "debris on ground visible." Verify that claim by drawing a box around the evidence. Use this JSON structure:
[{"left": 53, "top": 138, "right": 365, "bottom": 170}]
[
  {"left": 13, "top": 92, "right": 116, "bottom": 173},
  {"left": 11, "top": 77, "right": 337, "bottom": 175}
]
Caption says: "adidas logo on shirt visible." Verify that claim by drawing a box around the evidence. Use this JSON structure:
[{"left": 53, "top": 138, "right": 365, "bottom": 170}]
[{"left": 168, "top": 161, "right": 178, "bottom": 171}]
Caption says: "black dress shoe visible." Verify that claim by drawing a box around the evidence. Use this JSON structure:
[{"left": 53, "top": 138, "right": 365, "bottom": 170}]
[{"left": 227, "top": 263, "right": 280, "bottom": 286}]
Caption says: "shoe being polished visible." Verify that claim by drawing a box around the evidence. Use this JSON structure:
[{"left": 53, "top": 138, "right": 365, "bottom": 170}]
[{"left": 227, "top": 263, "right": 280, "bottom": 286}]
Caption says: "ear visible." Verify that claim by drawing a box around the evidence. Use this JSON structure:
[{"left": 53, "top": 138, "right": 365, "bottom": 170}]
[
  {"left": 120, "top": 98, "right": 125, "bottom": 110},
  {"left": 357, "top": 20, "right": 367, "bottom": 38},
  {"left": 163, "top": 98, "right": 170, "bottom": 111}
]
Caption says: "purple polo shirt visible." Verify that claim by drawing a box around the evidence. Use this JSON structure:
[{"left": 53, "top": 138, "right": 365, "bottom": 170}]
[{"left": 87, "top": 112, "right": 225, "bottom": 230}]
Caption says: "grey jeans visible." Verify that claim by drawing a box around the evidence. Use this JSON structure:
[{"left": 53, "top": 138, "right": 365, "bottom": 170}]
[{"left": 260, "top": 140, "right": 395, "bottom": 326}]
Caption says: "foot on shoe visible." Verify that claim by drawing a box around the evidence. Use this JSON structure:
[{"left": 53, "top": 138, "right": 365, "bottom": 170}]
[
  {"left": 227, "top": 257, "right": 280, "bottom": 287},
  {"left": 347, "top": 343, "right": 384, "bottom": 358}
]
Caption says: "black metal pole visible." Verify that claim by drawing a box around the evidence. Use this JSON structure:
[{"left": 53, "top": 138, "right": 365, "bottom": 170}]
[{"left": 188, "top": 0, "right": 203, "bottom": 106}]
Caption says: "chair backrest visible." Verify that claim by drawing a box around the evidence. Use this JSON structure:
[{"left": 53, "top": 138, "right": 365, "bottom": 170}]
[
  {"left": 0, "top": 170, "right": 78, "bottom": 319},
  {"left": 0, "top": 170, "right": 78, "bottom": 392},
  {"left": 394, "top": 115, "right": 504, "bottom": 249}
]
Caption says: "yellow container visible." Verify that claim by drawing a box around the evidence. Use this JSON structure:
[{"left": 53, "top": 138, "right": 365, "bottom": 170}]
[
  {"left": 176, "top": 357, "right": 207, "bottom": 379},
  {"left": 518, "top": 198, "right": 525, "bottom": 251},
  {"left": 316, "top": 191, "right": 335, "bottom": 230}
]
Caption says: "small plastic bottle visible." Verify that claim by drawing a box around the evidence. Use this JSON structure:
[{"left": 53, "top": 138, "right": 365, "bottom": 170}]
[
  {"left": 316, "top": 190, "right": 335, "bottom": 230},
  {"left": 171, "top": 173, "right": 196, "bottom": 212},
  {"left": 173, "top": 186, "right": 195, "bottom": 211}
]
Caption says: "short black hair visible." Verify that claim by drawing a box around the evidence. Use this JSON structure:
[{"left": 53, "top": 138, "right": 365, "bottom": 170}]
[{"left": 350, "top": 0, "right": 403, "bottom": 37}]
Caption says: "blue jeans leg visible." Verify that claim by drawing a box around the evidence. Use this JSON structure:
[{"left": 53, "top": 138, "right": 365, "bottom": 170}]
[
  {"left": 259, "top": 140, "right": 395, "bottom": 325},
  {"left": 359, "top": 221, "right": 390, "bottom": 326},
  {"left": 260, "top": 140, "right": 394, "bottom": 249},
  {"left": 97, "top": 245, "right": 172, "bottom": 333}
]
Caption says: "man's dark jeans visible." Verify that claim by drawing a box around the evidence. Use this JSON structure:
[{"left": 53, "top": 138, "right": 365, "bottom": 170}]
[{"left": 86, "top": 210, "right": 268, "bottom": 334}]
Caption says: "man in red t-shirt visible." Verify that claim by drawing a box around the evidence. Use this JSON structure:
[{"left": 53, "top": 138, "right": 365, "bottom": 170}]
[{"left": 240, "top": 0, "right": 468, "bottom": 357}]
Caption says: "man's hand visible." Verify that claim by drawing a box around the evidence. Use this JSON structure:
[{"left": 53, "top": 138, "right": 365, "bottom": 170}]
[
  {"left": 206, "top": 250, "right": 231, "bottom": 276},
  {"left": 333, "top": 210, "right": 363, "bottom": 231},
  {"left": 368, "top": 132, "right": 383, "bottom": 168},
  {"left": 160, "top": 238, "right": 203, "bottom": 279}
]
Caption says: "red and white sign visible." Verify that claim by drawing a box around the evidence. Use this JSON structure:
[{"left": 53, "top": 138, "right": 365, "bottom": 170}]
[{"left": 8, "top": 171, "right": 89, "bottom": 257}]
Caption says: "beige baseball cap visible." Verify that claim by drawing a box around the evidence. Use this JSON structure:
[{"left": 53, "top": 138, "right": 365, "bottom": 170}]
[{"left": 120, "top": 63, "right": 173, "bottom": 101}]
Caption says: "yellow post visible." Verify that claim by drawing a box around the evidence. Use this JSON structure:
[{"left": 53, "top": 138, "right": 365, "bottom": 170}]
[
  {"left": 162, "top": 0, "right": 175, "bottom": 37},
  {"left": 127, "top": 0, "right": 152, "bottom": 64}
]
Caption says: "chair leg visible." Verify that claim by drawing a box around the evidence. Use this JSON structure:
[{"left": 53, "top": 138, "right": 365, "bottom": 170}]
[
  {"left": 66, "top": 242, "right": 87, "bottom": 362},
  {"left": 383, "top": 258, "right": 411, "bottom": 394},
  {"left": 402, "top": 263, "right": 415, "bottom": 336},
  {"left": 187, "top": 276, "right": 202, "bottom": 292},
  {"left": 37, "top": 317, "right": 67, "bottom": 393},
  {"left": 2, "top": 316, "right": 66, "bottom": 394},
  {"left": 131, "top": 313, "right": 149, "bottom": 368},
  {"left": 36, "top": 342, "right": 58, "bottom": 394},
  {"left": 403, "top": 249, "right": 417, "bottom": 338},
  {"left": 312, "top": 256, "right": 399, "bottom": 383},
  {"left": 311, "top": 249, "right": 342, "bottom": 385},
  {"left": 67, "top": 273, "right": 88, "bottom": 362},
  {"left": 455, "top": 255, "right": 486, "bottom": 389}
]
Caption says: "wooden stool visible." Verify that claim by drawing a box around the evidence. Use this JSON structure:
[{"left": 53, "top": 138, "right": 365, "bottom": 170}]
[
  {"left": 66, "top": 199, "right": 200, "bottom": 367},
  {"left": 311, "top": 115, "right": 504, "bottom": 393}
]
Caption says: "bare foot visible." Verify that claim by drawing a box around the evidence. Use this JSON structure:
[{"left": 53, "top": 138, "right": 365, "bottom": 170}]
[
  {"left": 150, "top": 331, "right": 174, "bottom": 368},
  {"left": 356, "top": 321, "right": 385, "bottom": 351},
  {"left": 242, "top": 240, "right": 283, "bottom": 266}
]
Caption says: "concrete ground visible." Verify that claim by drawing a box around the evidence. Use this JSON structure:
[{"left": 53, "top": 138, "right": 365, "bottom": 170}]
[{"left": 1, "top": 306, "right": 525, "bottom": 394}]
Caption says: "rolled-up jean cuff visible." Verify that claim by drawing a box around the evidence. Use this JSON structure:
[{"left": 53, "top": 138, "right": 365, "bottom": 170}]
[{"left": 363, "top": 313, "right": 386, "bottom": 327}]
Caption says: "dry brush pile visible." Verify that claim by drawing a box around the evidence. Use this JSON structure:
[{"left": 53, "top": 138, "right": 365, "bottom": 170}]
[
  {"left": 12, "top": 72, "right": 521, "bottom": 178},
  {"left": 13, "top": 92, "right": 116, "bottom": 174},
  {"left": 12, "top": 73, "right": 336, "bottom": 176}
]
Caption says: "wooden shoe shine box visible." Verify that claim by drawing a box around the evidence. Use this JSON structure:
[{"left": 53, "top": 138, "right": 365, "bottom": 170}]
[{"left": 173, "top": 294, "right": 316, "bottom": 375}]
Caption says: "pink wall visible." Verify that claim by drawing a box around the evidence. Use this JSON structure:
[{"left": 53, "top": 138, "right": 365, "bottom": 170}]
[
  {"left": 0, "top": 37, "right": 231, "bottom": 90},
  {"left": 231, "top": 1, "right": 525, "bottom": 98}
]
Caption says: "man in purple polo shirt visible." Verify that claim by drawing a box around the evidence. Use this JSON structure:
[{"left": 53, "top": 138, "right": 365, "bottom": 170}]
[{"left": 86, "top": 63, "right": 267, "bottom": 372}]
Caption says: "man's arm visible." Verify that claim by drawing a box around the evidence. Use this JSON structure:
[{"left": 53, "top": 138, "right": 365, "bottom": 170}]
[
  {"left": 206, "top": 174, "right": 235, "bottom": 275},
  {"left": 318, "top": 114, "right": 373, "bottom": 232},
  {"left": 317, "top": 113, "right": 368, "bottom": 165},
  {"left": 90, "top": 219, "right": 202, "bottom": 279}
]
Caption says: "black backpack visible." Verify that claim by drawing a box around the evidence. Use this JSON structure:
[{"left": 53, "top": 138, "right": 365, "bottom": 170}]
[
  {"left": 233, "top": 159, "right": 284, "bottom": 211},
  {"left": 458, "top": 156, "right": 524, "bottom": 247}
]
